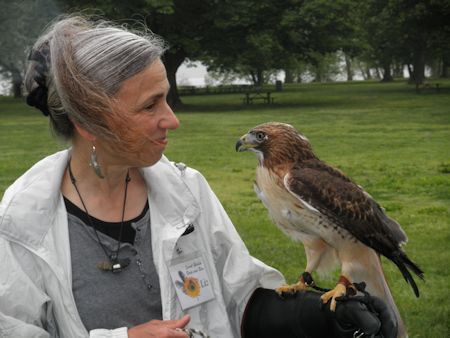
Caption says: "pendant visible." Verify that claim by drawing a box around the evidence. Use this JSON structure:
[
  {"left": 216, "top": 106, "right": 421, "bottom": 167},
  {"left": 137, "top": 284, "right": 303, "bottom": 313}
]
[
  {"left": 96, "top": 258, "right": 130, "bottom": 273},
  {"left": 97, "top": 261, "right": 113, "bottom": 271},
  {"left": 111, "top": 258, "right": 130, "bottom": 273}
]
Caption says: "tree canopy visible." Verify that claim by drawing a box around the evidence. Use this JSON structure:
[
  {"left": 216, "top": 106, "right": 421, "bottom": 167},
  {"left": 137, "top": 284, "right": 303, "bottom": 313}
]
[{"left": 1, "top": 0, "right": 449, "bottom": 101}]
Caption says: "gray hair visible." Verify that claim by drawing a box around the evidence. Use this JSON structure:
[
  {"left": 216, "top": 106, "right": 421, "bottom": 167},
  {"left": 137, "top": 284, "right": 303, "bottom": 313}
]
[{"left": 24, "top": 15, "right": 167, "bottom": 141}]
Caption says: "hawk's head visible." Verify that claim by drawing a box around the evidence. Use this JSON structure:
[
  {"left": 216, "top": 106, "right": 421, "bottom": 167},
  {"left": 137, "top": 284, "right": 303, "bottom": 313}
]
[{"left": 236, "top": 122, "right": 316, "bottom": 167}]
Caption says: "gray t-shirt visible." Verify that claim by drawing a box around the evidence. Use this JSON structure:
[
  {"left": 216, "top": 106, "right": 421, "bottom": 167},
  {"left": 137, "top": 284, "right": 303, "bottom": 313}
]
[{"left": 67, "top": 203, "right": 162, "bottom": 331}]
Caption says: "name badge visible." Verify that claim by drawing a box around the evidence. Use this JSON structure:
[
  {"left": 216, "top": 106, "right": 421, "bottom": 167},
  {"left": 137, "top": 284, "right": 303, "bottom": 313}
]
[{"left": 168, "top": 252, "right": 215, "bottom": 310}]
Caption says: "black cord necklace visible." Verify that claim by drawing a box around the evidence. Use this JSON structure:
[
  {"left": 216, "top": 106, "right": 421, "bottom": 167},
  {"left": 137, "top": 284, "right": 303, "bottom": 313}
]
[{"left": 68, "top": 160, "right": 131, "bottom": 273}]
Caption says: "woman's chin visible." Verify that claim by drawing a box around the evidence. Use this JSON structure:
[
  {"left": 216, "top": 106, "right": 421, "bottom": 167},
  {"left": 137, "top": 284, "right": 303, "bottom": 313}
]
[{"left": 140, "top": 153, "right": 164, "bottom": 168}]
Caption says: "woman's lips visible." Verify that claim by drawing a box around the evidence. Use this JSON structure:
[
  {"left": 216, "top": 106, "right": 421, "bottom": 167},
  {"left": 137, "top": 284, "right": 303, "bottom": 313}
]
[{"left": 151, "top": 137, "right": 168, "bottom": 146}]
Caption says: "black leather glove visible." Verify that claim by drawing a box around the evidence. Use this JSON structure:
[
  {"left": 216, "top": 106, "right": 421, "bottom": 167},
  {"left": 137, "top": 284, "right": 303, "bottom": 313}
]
[
  {"left": 241, "top": 288, "right": 398, "bottom": 338},
  {"left": 333, "top": 294, "right": 398, "bottom": 338}
]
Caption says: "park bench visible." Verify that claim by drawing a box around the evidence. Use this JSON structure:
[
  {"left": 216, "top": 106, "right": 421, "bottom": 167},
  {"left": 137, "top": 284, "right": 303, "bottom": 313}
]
[
  {"left": 415, "top": 82, "right": 441, "bottom": 93},
  {"left": 242, "top": 91, "right": 274, "bottom": 104},
  {"left": 179, "top": 84, "right": 256, "bottom": 96}
]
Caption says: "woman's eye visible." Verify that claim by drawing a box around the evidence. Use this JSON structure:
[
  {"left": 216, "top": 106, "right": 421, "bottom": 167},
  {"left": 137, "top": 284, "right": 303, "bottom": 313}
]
[{"left": 145, "top": 103, "right": 155, "bottom": 111}]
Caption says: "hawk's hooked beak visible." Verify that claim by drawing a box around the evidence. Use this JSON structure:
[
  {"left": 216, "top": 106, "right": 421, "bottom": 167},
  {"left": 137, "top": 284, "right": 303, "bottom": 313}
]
[{"left": 236, "top": 133, "right": 257, "bottom": 152}]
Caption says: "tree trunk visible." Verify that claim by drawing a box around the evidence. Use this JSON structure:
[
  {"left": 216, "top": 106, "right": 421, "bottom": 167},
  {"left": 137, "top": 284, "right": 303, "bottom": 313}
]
[
  {"left": 412, "top": 47, "right": 426, "bottom": 85},
  {"left": 284, "top": 69, "right": 294, "bottom": 84},
  {"left": 374, "top": 68, "right": 382, "bottom": 80},
  {"left": 442, "top": 58, "right": 449, "bottom": 78},
  {"left": 407, "top": 64, "right": 415, "bottom": 83},
  {"left": 256, "top": 68, "right": 264, "bottom": 86},
  {"left": 365, "top": 67, "right": 372, "bottom": 80},
  {"left": 392, "top": 63, "right": 404, "bottom": 78},
  {"left": 381, "top": 62, "right": 393, "bottom": 82},
  {"left": 358, "top": 62, "right": 372, "bottom": 80},
  {"left": 313, "top": 64, "right": 323, "bottom": 82},
  {"left": 11, "top": 68, "right": 23, "bottom": 98},
  {"left": 344, "top": 54, "right": 353, "bottom": 81},
  {"left": 359, "top": 68, "right": 367, "bottom": 80},
  {"left": 163, "top": 49, "right": 186, "bottom": 109},
  {"left": 12, "top": 80, "right": 22, "bottom": 98},
  {"left": 248, "top": 70, "right": 256, "bottom": 85},
  {"left": 428, "top": 58, "right": 441, "bottom": 78}
]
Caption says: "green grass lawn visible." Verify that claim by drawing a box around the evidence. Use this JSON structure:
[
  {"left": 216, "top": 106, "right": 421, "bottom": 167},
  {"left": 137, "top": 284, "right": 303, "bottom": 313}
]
[{"left": 1, "top": 80, "right": 449, "bottom": 336}]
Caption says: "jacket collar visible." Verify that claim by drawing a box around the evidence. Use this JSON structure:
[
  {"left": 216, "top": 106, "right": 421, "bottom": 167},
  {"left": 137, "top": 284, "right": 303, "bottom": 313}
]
[
  {"left": 0, "top": 150, "right": 200, "bottom": 250},
  {"left": 142, "top": 156, "right": 200, "bottom": 229}
]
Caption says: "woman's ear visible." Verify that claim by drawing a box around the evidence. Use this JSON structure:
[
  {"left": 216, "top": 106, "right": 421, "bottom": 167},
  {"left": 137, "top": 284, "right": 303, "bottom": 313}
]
[{"left": 73, "top": 123, "right": 96, "bottom": 142}]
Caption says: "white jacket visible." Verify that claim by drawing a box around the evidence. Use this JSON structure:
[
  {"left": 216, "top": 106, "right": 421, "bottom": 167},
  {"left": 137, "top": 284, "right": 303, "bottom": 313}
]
[{"left": 0, "top": 150, "right": 284, "bottom": 338}]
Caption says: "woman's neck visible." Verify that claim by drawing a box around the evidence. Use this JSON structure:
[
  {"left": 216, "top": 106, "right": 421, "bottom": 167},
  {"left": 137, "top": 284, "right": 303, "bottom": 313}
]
[{"left": 61, "top": 142, "right": 148, "bottom": 222}]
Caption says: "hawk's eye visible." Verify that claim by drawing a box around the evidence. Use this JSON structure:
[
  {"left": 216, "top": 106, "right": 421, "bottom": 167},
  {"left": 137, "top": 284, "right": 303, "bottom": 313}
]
[{"left": 255, "top": 132, "right": 266, "bottom": 142}]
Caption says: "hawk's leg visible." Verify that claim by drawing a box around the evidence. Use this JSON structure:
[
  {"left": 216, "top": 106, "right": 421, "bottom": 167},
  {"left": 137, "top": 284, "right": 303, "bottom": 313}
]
[
  {"left": 276, "top": 239, "right": 332, "bottom": 295},
  {"left": 320, "top": 275, "right": 355, "bottom": 311},
  {"left": 275, "top": 271, "right": 314, "bottom": 295}
]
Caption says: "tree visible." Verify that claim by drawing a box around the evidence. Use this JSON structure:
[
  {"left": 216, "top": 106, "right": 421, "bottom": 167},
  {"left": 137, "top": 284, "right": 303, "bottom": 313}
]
[
  {"left": 55, "top": 0, "right": 450, "bottom": 103},
  {"left": 278, "top": 0, "right": 360, "bottom": 82},
  {"left": 361, "top": 0, "right": 450, "bottom": 84},
  {"left": 393, "top": 0, "right": 450, "bottom": 84},
  {"left": 360, "top": 0, "right": 402, "bottom": 82},
  {"left": 0, "top": 0, "right": 58, "bottom": 97},
  {"left": 201, "top": 0, "right": 364, "bottom": 86},
  {"left": 197, "top": 0, "right": 286, "bottom": 86},
  {"left": 59, "top": 0, "right": 219, "bottom": 107}
]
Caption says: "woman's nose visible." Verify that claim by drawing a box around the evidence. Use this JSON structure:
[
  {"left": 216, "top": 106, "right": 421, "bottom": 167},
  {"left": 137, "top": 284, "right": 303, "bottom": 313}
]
[{"left": 160, "top": 103, "right": 180, "bottom": 130}]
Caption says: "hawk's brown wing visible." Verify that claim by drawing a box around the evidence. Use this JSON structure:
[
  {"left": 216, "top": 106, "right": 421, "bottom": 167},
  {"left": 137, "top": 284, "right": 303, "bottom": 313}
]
[
  {"left": 284, "top": 159, "right": 406, "bottom": 258},
  {"left": 284, "top": 159, "right": 423, "bottom": 296}
]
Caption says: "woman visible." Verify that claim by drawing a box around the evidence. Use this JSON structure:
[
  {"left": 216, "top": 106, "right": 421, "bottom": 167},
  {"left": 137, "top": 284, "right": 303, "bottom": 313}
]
[{"left": 0, "top": 16, "right": 396, "bottom": 338}]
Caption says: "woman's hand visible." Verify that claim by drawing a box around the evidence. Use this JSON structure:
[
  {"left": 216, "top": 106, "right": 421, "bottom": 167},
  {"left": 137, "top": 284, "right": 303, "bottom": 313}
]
[{"left": 128, "top": 315, "right": 190, "bottom": 338}]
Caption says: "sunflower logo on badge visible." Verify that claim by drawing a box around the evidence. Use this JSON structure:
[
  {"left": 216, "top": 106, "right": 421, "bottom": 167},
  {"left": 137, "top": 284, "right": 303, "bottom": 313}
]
[{"left": 175, "top": 271, "right": 201, "bottom": 298}]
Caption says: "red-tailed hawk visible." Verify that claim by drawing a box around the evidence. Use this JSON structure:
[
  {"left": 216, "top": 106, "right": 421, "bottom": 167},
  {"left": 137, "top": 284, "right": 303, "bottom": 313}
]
[{"left": 236, "top": 122, "right": 423, "bottom": 338}]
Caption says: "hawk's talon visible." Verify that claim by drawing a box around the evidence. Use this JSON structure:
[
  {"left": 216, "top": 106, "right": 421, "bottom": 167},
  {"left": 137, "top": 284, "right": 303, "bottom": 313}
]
[
  {"left": 321, "top": 283, "right": 347, "bottom": 311},
  {"left": 275, "top": 280, "right": 307, "bottom": 296}
]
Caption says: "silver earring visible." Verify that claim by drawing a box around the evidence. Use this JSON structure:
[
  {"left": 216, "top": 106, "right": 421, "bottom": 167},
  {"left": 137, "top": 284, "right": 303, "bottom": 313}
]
[{"left": 90, "top": 145, "right": 105, "bottom": 178}]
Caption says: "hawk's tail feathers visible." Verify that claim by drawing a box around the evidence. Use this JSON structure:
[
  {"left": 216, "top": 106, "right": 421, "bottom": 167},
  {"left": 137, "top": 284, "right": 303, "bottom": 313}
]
[{"left": 393, "top": 253, "right": 424, "bottom": 298}]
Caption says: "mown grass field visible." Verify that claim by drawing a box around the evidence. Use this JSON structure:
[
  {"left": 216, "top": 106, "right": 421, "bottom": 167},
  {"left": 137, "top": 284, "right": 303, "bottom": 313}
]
[{"left": 1, "top": 80, "right": 449, "bottom": 336}]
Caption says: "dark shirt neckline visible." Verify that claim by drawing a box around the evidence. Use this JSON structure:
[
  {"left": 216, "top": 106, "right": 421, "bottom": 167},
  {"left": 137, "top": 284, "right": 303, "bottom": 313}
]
[{"left": 63, "top": 196, "right": 149, "bottom": 244}]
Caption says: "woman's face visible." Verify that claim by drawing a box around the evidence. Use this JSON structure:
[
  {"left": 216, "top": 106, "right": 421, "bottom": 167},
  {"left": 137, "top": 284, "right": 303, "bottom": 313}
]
[{"left": 107, "top": 59, "right": 180, "bottom": 167}]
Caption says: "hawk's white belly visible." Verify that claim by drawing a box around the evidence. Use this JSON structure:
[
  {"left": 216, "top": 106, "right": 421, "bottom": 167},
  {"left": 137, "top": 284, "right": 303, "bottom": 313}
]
[{"left": 255, "top": 167, "right": 353, "bottom": 247}]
